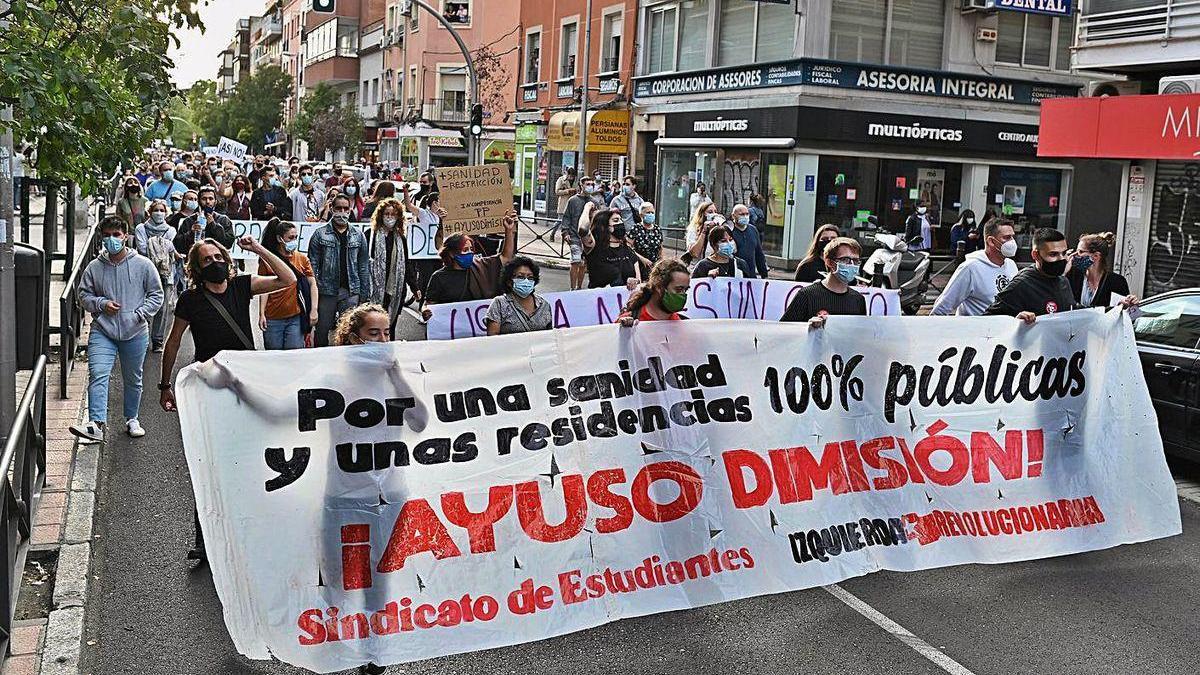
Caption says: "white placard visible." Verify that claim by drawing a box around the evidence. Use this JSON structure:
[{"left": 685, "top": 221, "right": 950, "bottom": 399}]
[{"left": 216, "top": 136, "right": 248, "bottom": 163}]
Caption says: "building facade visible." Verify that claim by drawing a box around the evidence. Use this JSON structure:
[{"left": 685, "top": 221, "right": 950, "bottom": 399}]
[
  {"left": 250, "top": 2, "right": 284, "bottom": 76},
  {"left": 218, "top": 19, "right": 252, "bottom": 100},
  {"left": 629, "top": 0, "right": 1100, "bottom": 266}
]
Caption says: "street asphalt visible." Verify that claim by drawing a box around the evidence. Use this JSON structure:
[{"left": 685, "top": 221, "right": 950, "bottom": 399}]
[{"left": 80, "top": 266, "right": 1200, "bottom": 675}]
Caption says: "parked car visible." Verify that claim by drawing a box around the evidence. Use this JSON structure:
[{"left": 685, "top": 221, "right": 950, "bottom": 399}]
[{"left": 1133, "top": 288, "right": 1200, "bottom": 462}]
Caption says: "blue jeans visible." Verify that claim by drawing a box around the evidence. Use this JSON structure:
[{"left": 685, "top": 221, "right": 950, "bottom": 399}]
[
  {"left": 264, "top": 315, "right": 305, "bottom": 350},
  {"left": 87, "top": 329, "right": 149, "bottom": 424}
]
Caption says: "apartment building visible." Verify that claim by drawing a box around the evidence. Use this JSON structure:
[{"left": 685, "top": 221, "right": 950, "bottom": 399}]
[
  {"left": 217, "top": 19, "right": 252, "bottom": 100},
  {"left": 250, "top": 1, "right": 285, "bottom": 76},
  {"left": 627, "top": 0, "right": 1108, "bottom": 267},
  {"left": 513, "top": 0, "right": 640, "bottom": 217}
]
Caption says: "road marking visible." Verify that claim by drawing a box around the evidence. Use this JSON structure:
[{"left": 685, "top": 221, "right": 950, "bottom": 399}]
[{"left": 824, "top": 583, "right": 978, "bottom": 675}]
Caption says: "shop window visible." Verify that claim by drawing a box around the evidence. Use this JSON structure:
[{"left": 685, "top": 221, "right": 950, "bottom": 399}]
[
  {"left": 997, "top": 11, "right": 1075, "bottom": 70},
  {"left": 1146, "top": 161, "right": 1200, "bottom": 296},
  {"left": 601, "top": 12, "right": 622, "bottom": 73},
  {"left": 524, "top": 30, "right": 542, "bottom": 84},
  {"left": 830, "top": 0, "right": 943, "bottom": 69},
  {"left": 443, "top": 1, "right": 470, "bottom": 25},
  {"left": 657, "top": 149, "right": 719, "bottom": 233},
  {"left": 560, "top": 22, "right": 578, "bottom": 80}
]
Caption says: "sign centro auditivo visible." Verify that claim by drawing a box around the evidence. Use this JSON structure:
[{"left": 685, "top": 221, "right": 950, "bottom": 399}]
[{"left": 633, "top": 58, "right": 1079, "bottom": 106}]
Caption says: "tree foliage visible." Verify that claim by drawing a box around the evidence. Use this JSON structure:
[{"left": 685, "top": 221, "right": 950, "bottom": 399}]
[
  {"left": 167, "top": 79, "right": 217, "bottom": 149},
  {"left": 0, "top": 0, "right": 203, "bottom": 192},
  {"left": 290, "top": 82, "right": 361, "bottom": 161},
  {"left": 194, "top": 65, "right": 291, "bottom": 152},
  {"left": 472, "top": 44, "right": 512, "bottom": 126}
]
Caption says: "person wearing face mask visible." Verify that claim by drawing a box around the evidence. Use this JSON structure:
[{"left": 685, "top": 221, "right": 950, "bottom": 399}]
[
  {"left": 561, "top": 176, "right": 604, "bottom": 290},
  {"left": 135, "top": 200, "right": 183, "bottom": 351},
  {"left": 692, "top": 224, "right": 751, "bottom": 279},
  {"left": 166, "top": 189, "right": 199, "bottom": 234},
  {"left": 289, "top": 164, "right": 327, "bottom": 223},
  {"left": 582, "top": 209, "right": 645, "bottom": 290},
  {"left": 780, "top": 237, "right": 866, "bottom": 327},
  {"left": 70, "top": 217, "right": 164, "bottom": 444},
  {"left": 365, "top": 198, "right": 418, "bottom": 335},
  {"left": 485, "top": 257, "right": 552, "bottom": 335},
  {"left": 931, "top": 219, "right": 1020, "bottom": 316},
  {"left": 630, "top": 202, "right": 663, "bottom": 278},
  {"left": 250, "top": 166, "right": 293, "bottom": 221},
  {"left": 949, "top": 210, "right": 981, "bottom": 255},
  {"left": 984, "top": 228, "right": 1132, "bottom": 325},
  {"left": 689, "top": 181, "right": 708, "bottom": 213},
  {"left": 145, "top": 160, "right": 187, "bottom": 206},
  {"left": 684, "top": 200, "right": 721, "bottom": 266},
  {"left": 727, "top": 204, "right": 769, "bottom": 279},
  {"left": 257, "top": 219, "right": 318, "bottom": 350},
  {"left": 610, "top": 175, "right": 644, "bottom": 230},
  {"left": 223, "top": 174, "right": 253, "bottom": 221},
  {"left": 795, "top": 224, "right": 840, "bottom": 283},
  {"left": 173, "top": 187, "right": 235, "bottom": 255},
  {"left": 342, "top": 177, "right": 365, "bottom": 221},
  {"left": 904, "top": 201, "right": 932, "bottom": 252},
  {"left": 307, "top": 195, "right": 373, "bottom": 347},
  {"left": 420, "top": 212, "right": 519, "bottom": 314},
  {"left": 618, "top": 258, "right": 691, "bottom": 325},
  {"left": 332, "top": 304, "right": 392, "bottom": 345},
  {"left": 1067, "top": 232, "right": 1131, "bottom": 309},
  {"left": 117, "top": 178, "right": 147, "bottom": 228}
]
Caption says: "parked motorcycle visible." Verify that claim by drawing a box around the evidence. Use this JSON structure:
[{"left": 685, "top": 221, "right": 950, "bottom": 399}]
[{"left": 860, "top": 233, "right": 931, "bottom": 315}]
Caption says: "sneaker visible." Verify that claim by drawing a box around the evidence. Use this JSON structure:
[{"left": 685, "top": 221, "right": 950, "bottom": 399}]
[
  {"left": 69, "top": 422, "right": 105, "bottom": 445},
  {"left": 126, "top": 419, "right": 146, "bottom": 438}
]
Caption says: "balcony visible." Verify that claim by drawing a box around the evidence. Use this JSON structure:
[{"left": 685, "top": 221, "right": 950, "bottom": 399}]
[
  {"left": 253, "top": 16, "right": 283, "bottom": 46},
  {"left": 1075, "top": 1, "right": 1200, "bottom": 73},
  {"left": 424, "top": 97, "right": 468, "bottom": 124},
  {"left": 303, "top": 46, "right": 359, "bottom": 83}
]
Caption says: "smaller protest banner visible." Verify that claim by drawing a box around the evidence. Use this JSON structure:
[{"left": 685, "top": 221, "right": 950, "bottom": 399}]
[
  {"left": 227, "top": 220, "right": 365, "bottom": 261},
  {"left": 407, "top": 217, "right": 440, "bottom": 260},
  {"left": 438, "top": 164, "right": 512, "bottom": 236},
  {"left": 216, "top": 136, "right": 248, "bottom": 163},
  {"left": 202, "top": 147, "right": 218, "bottom": 157}
]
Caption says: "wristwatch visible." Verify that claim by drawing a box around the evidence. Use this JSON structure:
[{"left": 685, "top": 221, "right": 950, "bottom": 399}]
[{"left": 157, "top": 382, "right": 173, "bottom": 391}]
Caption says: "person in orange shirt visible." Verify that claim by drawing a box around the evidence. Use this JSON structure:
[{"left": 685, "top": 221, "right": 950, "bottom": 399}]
[
  {"left": 617, "top": 258, "right": 690, "bottom": 326},
  {"left": 257, "top": 218, "right": 318, "bottom": 349}
]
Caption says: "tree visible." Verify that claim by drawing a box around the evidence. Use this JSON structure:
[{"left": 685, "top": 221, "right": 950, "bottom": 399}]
[
  {"left": 290, "top": 82, "right": 362, "bottom": 161},
  {"left": 0, "top": 0, "right": 203, "bottom": 192},
  {"left": 194, "top": 66, "right": 291, "bottom": 152},
  {"left": 471, "top": 44, "right": 513, "bottom": 126},
  {"left": 168, "top": 80, "right": 218, "bottom": 149}
]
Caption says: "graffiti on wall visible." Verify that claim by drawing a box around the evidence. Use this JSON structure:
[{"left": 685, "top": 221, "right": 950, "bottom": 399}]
[
  {"left": 1146, "top": 163, "right": 1200, "bottom": 295},
  {"left": 723, "top": 159, "right": 759, "bottom": 211}
]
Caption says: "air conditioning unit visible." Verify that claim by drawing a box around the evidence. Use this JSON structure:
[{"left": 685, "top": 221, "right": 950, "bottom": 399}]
[
  {"left": 1087, "top": 80, "right": 1141, "bottom": 97},
  {"left": 1159, "top": 75, "right": 1200, "bottom": 95},
  {"left": 961, "top": 0, "right": 997, "bottom": 12}
]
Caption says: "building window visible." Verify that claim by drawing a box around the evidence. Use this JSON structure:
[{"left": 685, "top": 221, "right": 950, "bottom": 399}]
[
  {"left": 524, "top": 30, "right": 542, "bottom": 84},
  {"left": 560, "top": 22, "right": 578, "bottom": 80},
  {"left": 830, "top": 0, "right": 943, "bottom": 69},
  {"left": 646, "top": 4, "right": 678, "bottom": 74},
  {"left": 373, "top": 78, "right": 380, "bottom": 105},
  {"left": 439, "top": 67, "right": 467, "bottom": 119},
  {"left": 997, "top": 10, "right": 1075, "bottom": 70},
  {"left": 443, "top": 1, "right": 470, "bottom": 26},
  {"left": 716, "top": 0, "right": 795, "bottom": 67},
  {"left": 678, "top": 0, "right": 710, "bottom": 71},
  {"left": 643, "top": 0, "right": 710, "bottom": 74},
  {"left": 601, "top": 11, "right": 622, "bottom": 73}
]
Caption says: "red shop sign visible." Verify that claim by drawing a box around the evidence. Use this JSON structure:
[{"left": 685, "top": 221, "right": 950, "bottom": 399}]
[{"left": 1038, "top": 93, "right": 1200, "bottom": 160}]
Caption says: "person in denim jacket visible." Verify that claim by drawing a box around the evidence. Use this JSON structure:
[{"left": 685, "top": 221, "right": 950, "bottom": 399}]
[{"left": 307, "top": 194, "right": 372, "bottom": 346}]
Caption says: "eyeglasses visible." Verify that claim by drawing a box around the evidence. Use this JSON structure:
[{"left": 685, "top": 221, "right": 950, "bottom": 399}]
[{"left": 833, "top": 256, "right": 862, "bottom": 265}]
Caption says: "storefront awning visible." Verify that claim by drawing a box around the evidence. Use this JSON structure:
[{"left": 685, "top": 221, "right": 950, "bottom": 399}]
[
  {"left": 1039, "top": 93, "right": 1200, "bottom": 160},
  {"left": 546, "top": 109, "right": 630, "bottom": 153},
  {"left": 655, "top": 137, "right": 795, "bottom": 148}
]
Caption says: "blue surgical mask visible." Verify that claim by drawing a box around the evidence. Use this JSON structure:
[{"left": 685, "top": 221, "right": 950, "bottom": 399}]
[
  {"left": 301, "top": 175, "right": 314, "bottom": 186},
  {"left": 184, "top": 199, "right": 198, "bottom": 211},
  {"left": 1074, "top": 254, "right": 1094, "bottom": 272},
  {"left": 622, "top": 185, "right": 633, "bottom": 195},
  {"left": 150, "top": 212, "right": 166, "bottom": 225},
  {"left": 835, "top": 262, "right": 860, "bottom": 284},
  {"left": 162, "top": 170, "right": 174, "bottom": 182},
  {"left": 643, "top": 213, "right": 656, "bottom": 225},
  {"left": 717, "top": 241, "right": 736, "bottom": 257},
  {"left": 736, "top": 216, "right": 750, "bottom": 228},
  {"left": 102, "top": 236, "right": 125, "bottom": 255},
  {"left": 512, "top": 278, "right": 536, "bottom": 298},
  {"left": 270, "top": 178, "right": 282, "bottom": 188},
  {"left": 285, "top": 240, "right": 299, "bottom": 252},
  {"left": 345, "top": 186, "right": 357, "bottom": 196},
  {"left": 454, "top": 252, "right": 475, "bottom": 268}
]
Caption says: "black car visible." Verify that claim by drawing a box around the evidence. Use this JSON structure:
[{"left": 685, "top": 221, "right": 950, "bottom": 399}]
[{"left": 1134, "top": 288, "right": 1200, "bottom": 461}]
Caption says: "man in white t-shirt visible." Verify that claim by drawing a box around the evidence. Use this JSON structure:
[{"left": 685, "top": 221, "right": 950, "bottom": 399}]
[{"left": 931, "top": 219, "right": 1019, "bottom": 316}]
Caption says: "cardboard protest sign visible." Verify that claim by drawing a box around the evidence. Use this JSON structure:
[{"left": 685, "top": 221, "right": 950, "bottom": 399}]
[
  {"left": 437, "top": 164, "right": 512, "bottom": 236},
  {"left": 426, "top": 279, "right": 900, "bottom": 339},
  {"left": 216, "top": 136, "right": 248, "bottom": 163},
  {"left": 178, "top": 311, "right": 1179, "bottom": 673}
]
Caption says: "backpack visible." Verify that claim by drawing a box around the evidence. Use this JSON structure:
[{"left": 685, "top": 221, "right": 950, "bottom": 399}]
[{"left": 145, "top": 233, "right": 175, "bottom": 280}]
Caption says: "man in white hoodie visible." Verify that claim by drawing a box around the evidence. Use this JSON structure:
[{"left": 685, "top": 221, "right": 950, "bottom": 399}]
[
  {"left": 931, "top": 219, "right": 1019, "bottom": 316},
  {"left": 71, "top": 216, "right": 164, "bottom": 443}
]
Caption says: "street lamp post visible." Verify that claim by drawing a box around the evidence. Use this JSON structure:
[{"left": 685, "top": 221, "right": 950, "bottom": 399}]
[
  {"left": 0, "top": 0, "right": 15, "bottom": 443},
  {"left": 577, "top": 0, "right": 593, "bottom": 177}
]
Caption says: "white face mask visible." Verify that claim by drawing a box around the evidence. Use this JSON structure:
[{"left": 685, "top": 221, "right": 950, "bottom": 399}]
[
  {"left": 917, "top": 207, "right": 928, "bottom": 215},
  {"left": 1000, "top": 240, "right": 1019, "bottom": 258},
  {"left": 383, "top": 216, "right": 397, "bottom": 229},
  {"left": 965, "top": 218, "right": 975, "bottom": 225}
]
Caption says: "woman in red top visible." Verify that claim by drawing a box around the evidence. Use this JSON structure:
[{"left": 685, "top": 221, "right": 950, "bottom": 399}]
[{"left": 617, "top": 258, "right": 690, "bottom": 326}]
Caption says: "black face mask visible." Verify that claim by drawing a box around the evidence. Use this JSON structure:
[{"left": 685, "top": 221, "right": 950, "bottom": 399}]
[
  {"left": 200, "top": 261, "right": 228, "bottom": 284},
  {"left": 611, "top": 225, "right": 627, "bottom": 239},
  {"left": 1039, "top": 258, "right": 1068, "bottom": 277}
]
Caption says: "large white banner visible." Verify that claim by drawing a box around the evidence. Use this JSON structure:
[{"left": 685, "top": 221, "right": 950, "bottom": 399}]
[
  {"left": 177, "top": 311, "right": 1180, "bottom": 673},
  {"left": 228, "top": 220, "right": 366, "bottom": 261},
  {"left": 426, "top": 278, "right": 902, "bottom": 339}
]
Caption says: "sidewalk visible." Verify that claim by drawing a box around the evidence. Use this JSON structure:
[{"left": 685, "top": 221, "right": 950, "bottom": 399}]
[{"left": 5, "top": 194, "right": 97, "bottom": 675}]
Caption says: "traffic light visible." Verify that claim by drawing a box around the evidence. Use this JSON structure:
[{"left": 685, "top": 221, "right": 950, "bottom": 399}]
[
  {"left": 469, "top": 104, "right": 484, "bottom": 137},
  {"left": 313, "top": 0, "right": 335, "bottom": 13}
]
